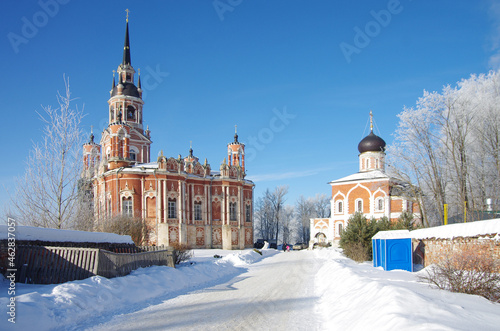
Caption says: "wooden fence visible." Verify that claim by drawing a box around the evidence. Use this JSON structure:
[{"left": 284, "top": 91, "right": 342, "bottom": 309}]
[{"left": 14, "top": 246, "right": 174, "bottom": 284}]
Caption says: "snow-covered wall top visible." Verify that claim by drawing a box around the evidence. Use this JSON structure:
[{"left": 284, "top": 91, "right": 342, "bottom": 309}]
[
  {"left": 373, "top": 219, "right": 500, "bottom": 241},
  {"left": 0, "top": 225, "right": 134, "bottom": 244},
  {"left": 411, "top": 219, "right": 500, "bottom": 240}
]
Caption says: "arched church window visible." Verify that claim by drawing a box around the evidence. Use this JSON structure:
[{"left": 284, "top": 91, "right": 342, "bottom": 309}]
[
  {"left": 194, "top": 201, "right": 202, "bottom": 221},
  {"left": 366, "top": 159, "right": 370, "bottom": 169},
  {"left": 356, "top": 199, "right": 363, "bottom": 213},
  {"left": 376, "top": 198, "right": 384, "bottom": 211},
  {"left": 168, "top": 198, "right": 177, "bottom": 219},
  {"left": 338, "top": 223, "right": 343, "bottom": 235},
  {"left": 122, "top": 197, "right": 133, "bottom": 217},
  {"left": 245, "top": 204, "right": 251, "bottom": 222},
  {"left": 110, "top": 107, "right": 115, "bottom": 121},
  {"left": 229, "top": 202, "right": 237, "bottom": 221},
  {"left": 127, "top": 105, "right": 136, "bottom": 121},
  {"left": 337, "top": 200, "right": 343, "bottom": 213}
]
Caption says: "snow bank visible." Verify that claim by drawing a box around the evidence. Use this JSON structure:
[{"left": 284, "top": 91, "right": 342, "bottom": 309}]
[
  {"left": 0, "top": 248, "right": 277, "bottom": 331},
  {"left": 411, "top": 218, "right": 500, "bottom": 240},
  {"left": 315, "top": 249, "right": 500, "bottom": 331},
  {"left": 0, "top": 225, "right": 133, "bottom": 244}
]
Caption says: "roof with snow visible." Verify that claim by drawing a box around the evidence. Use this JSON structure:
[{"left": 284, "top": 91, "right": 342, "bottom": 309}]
[
  {"left": 0, "top": 225, "right": 134, "bottom": 244},
  {"left": 329, "top": 170, "right": 390, "bottom": 184},
  {"left": 372, "top": 219, "right": 500, "bottom": 241},
  {"left": 372, "top": 230, "right": 411, "bottom": 240}
]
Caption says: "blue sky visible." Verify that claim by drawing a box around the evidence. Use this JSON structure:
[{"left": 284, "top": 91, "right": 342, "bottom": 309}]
[{"left": 1, "top": 0, "right": 498, "bottom": 212}]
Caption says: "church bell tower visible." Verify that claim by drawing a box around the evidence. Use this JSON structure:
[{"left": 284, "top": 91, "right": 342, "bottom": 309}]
[{"left": 101, "top": 10, "right": 152, "bottom": 171}]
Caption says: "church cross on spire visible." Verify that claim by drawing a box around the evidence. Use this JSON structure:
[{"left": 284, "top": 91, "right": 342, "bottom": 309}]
[
  {"left": 125, "top": 8, "right": 130, "bottom": 22},
  {"left": 369, "top": 110, "right": 373, "bottom": 132},
  {"left": 234, "top": 125, "right": 239, "bottom": 143},
  {"left": 122, "top": 10, "right": 131, "bottom": 66}
]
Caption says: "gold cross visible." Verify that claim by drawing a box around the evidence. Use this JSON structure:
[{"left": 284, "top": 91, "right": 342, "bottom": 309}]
[
  {"left": 369, "top": 110, "right": 373, "bottom": 132},
  {"left": 125, "top": 8, "right": 130, "bottom": 22},
  {"left": 235, "top": 125, "right": 237, "bottom": 134}
]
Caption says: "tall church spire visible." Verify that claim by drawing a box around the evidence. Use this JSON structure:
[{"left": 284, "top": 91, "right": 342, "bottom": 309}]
[{"left": 122, "top": 9, "right": 131, "bottom": 66}]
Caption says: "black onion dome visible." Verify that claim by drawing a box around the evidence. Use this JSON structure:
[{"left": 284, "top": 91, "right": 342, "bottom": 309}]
[
  {"left": 111, "top": 82, "right": 140, "bottom": 98},
  {"left": 358, "top": 131, "right": 386, "bottom": 153}
]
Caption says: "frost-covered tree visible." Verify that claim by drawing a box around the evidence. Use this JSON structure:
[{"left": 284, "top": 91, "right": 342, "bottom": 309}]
[
  {"left": 295, "top": 194, "right": 331, "bottom": 243},
  {"left": 280, "top": 205, "right": 295, "bottom": 245},
  {"left": 254, "top": 185, "right": 289, "bottom": 243},
  {"left": 295, "top": 196, "right": 314, "bottom": 243},
  {"left": 388, "top": 71, "right": 500, "bottom": 225},
  {"left": 8, "top": 78, "right": 86, "bottom": 229},
  {"left": 254, "top": 193, "right": 275, "bottom": 240}
]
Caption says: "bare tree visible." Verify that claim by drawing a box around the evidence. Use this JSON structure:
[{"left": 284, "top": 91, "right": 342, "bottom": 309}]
[
  {"left": 280, "top": 205, "right": 295, "bottom": 245},
  {"left": 254, "top": 193, "right": 275, "bottom": 240},
  {"left": 295, "top": 194, "right": 331, "bottom": 243},
  {"left": 97, "top": 214, "right": 149, "bottom": 245},
  {"left": 388, "top": 71, "right": 500, "bottom": 225},
  {"left": 266, "top": 185, "right": 289, "bottom": 242},
  {"left": 8, "top": 78, "right": 86, "bottom": 229},
  {"left": 313, "top": 193, "right": 331, "bottom": 218},
  {"left": 253, "top": 186, "right": 289, "bottom": 243},
  {"left": 295, "top": 196, "right": 314, "bottom": 243}
]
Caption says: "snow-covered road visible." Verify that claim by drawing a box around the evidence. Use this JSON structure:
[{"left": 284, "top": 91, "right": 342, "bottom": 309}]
[{"left": 88, "top": 250, "right": 322, "bottom": 330}]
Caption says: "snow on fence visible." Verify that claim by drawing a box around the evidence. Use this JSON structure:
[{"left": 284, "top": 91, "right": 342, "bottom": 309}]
[{"left": 14, "top": 246, "right": 175, "bottom": 284}]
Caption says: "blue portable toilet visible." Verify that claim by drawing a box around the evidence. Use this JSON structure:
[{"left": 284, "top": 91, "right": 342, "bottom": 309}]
[{"left": 372, "top": 230, "right": 413, "bottom": 272}]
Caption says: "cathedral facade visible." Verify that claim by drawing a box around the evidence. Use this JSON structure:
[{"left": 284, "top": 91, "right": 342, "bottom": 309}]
[
  {"left": 310, "top": 113, "right": 420, "bottom": 245},
  {"left": 82, "top": 18, "right": 254, "bottom": 249}
]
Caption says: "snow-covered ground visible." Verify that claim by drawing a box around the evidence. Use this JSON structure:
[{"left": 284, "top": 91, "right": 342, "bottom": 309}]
[{"left": 1, "top": 248, "right": 499, "bottom": 330}]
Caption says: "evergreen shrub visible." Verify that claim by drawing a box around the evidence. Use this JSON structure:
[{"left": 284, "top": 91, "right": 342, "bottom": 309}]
[{"left": 339, "top": 212, "right": 417, "bottom": 262}]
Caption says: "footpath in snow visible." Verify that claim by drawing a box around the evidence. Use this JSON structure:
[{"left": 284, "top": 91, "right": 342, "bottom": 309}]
[{"left": 1, "top": 248, "right": 499, "bottom": 330}]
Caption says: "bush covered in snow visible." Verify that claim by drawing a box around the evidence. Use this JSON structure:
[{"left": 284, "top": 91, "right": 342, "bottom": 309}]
[{"left": 418, "top": 246, "right": 500, "bottom": 302}]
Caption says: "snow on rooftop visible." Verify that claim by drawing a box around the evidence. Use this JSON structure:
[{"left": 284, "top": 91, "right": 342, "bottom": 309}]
[
  {"left": 372, "top": 219, "right": 500, "bottom": 240},
  {"left": 0, "top": 225, "right": 133, "bottom": 244},
  {"left": 372, "top": 230, "right": 411, "bottom": 239},
  {"left": 131, "top": 162, "right": 158, "bottom": 169},
  {"left": 329, "top": 170, "right": 390, "bottom": 184}
]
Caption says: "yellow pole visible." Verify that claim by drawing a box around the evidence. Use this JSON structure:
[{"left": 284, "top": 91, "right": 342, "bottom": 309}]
[
  {"left": 464, "top": 201, "right": 467, "bottom": 223},
  {"left": 444, "top": 204, "right": 448, "bottom": 225}
]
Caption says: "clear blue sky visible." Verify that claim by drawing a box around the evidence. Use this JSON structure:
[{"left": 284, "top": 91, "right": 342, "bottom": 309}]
[{"left": 1, "top": 0, "right": 498, "bottom": 213}]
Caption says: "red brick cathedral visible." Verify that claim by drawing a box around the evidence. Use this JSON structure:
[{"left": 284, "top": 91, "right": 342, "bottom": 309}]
[
  {"left": 82, "top": 17, "right": 254, "bottom": 249},
  {"left": 311, "top": 112, "right": 421, "bottom": 245}
]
